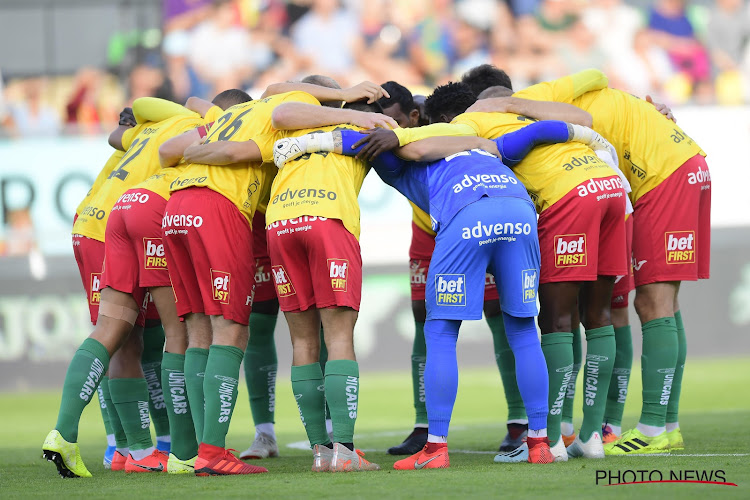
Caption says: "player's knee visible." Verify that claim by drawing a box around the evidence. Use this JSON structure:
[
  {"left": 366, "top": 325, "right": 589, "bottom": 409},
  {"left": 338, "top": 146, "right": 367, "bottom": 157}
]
[
  {"left": 611, "top": 307, "right": 629, "bottom": 328},
  {"left": 581, "top": 307, "right": 611, "bottom": 330},
  {"left": 502, "top": 313, "right": 537, "bottom": 348}
]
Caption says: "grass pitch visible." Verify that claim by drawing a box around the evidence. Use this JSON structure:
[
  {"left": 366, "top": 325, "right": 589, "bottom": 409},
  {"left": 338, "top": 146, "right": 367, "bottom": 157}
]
[{"left": 1, "top": 357, "right": 748, "bottom": 499}]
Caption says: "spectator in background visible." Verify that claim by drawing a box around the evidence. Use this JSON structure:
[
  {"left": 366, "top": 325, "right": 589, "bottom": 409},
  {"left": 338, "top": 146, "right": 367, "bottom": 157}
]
[
  {"left": 162, "top": 0, "right": 212, "bottom": 101},
  {"left": 451, "top": 9, "right": 492, "bottom": 80},
  {"left": 128, "top": 64, "right": 173, "bottom": 103},
  {"left": 647, "top": 0, "right": 712, "bottom": 100},
  {"left": 582, "top": 0, "right": 642, "bottom": 64},
  {"left": 6, "top": 77, "right": 61, "bottom": 137},
  {"left": 611, "top": 28, "right": 674, "bottom": 99},
  {"left": 407, "top": 0, "right": 457, "bottom": 85},
  {"left": 188, "top": 0, "right": 273, "bottom": 96},
  {"left": 554, "top": 20, "right": 607, "bottom": 75},
  {"left": 707, "top": 0, "right": 750, "bottom": 104},
  {"left": 65, "top": 69, "right": 107, "bottom": 134}
]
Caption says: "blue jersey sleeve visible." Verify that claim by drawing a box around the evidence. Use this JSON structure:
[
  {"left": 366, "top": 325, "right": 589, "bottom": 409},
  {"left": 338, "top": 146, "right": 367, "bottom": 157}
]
[
  {"left": 497, "top": 120, "right": 570, "bottom": 167},
  {"left": 339, "top": 129, "right": 408, "bottom": 174}
]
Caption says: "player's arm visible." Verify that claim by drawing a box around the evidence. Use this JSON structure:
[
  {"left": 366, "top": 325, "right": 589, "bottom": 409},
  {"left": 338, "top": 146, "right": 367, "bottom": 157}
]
[
  {"left": 107, "top": 107, "right": 136, "bottom": 151},
  {"left": 132, "top": 97, "right": 196, "bottom": 123},
  {"left": 182, "top": 138, "right": 263, "bottom": 165},
  {"left": 466, "top": 97, "right": 593, "bottom": 127},
  {"left": 261, "top": 81, "right": 390, "bottom": 104},
  {"left": 159, "top": 126, "right": 209, "bottom": 167},
  {"left": 184, "top": 96, "right": 216, "bottom": 118},
  {"left": 271, "top": 102, "right": 397, "bottom": 130},
  {"left": 396, "top": 136, "right": 500, "bottom": 162}
]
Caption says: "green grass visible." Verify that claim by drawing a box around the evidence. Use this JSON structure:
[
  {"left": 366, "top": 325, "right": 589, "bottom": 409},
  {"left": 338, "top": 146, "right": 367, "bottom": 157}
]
[{"left": 1, "top": 357, "right": 749, "bottom": 499}]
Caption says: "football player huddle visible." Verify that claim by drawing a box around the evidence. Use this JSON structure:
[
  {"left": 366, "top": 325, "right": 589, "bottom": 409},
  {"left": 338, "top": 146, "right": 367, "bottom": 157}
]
[{"left": 43, "top": 65, "right": 709, "bottom": 477}]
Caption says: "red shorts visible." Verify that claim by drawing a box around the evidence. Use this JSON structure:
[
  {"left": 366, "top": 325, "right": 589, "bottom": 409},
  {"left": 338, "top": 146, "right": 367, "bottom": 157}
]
[
  {"left": 101, "top": 189, "right": 170, "bottom": 313},
  {"left": 538, "top": 175, "right": 628, "bottom": 284},
  {"left": 632, "top": 154, "right": 711, "bottom": 286},
  {"left": 611, "top": 216, "right": 634, "bottom": 309},
  {"left": 162, "top": 188, "right": 255, "bottom": 325},
  {"left": 252, "top": 210, "right": 276, "bottom": 303},
  {"left": 266, "top": 217, "right": 362, "bottom": 312},
  {"left": 72, "top": 233, "right": 105, "bottom": 325},
  {"left": 408, "top": 222, "right": 499, "bottom": 302}
]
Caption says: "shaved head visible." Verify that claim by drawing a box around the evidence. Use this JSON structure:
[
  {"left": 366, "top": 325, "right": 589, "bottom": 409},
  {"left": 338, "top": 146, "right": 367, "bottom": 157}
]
[
  {"left": 477, "top": 85, "right": 513, "bottom": 100},
  {"left": 301, "top": 74, "right": 342, "bottom": 108}
]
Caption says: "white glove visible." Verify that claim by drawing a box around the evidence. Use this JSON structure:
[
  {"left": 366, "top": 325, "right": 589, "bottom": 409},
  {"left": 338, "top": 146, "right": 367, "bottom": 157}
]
[
  {"left": 273, "top": 132, "right": 337, "bottom": 169},
  {"left": 595, "top": 149, "right": 634, "bottom": 215},
  {"left": 570, "top": 124, "right": 619, "bottom": 163}
]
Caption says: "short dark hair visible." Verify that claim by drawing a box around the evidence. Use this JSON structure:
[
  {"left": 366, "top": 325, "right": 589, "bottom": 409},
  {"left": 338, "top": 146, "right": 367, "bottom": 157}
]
[
  {"left": 424, "top": 82, "right": 476, "bottom": 123},
  {"left": 212, "top": 89, "right": 252, "bottom": 109},
  {"left": 343, "top": 100, "right": 382, "bottom": 113},
  {"left": 377, "top": 81, "right": 417, "bottom": 112},
  {"left": 461, "top": 64, "right": 513, "bottom": 96}
]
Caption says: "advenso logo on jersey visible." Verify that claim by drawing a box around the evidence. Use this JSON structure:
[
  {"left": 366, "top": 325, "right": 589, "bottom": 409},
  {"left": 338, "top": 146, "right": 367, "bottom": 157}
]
[
  {"left": 687, "top": 165, "right": 711, "bottom": 186},
  {"left": 554, "top": 234, "right": 587, "bottom": 267},
  {"left": 90, "top": 273, "right": 102, "bottom": 305},
  {"left": 271, "top": 265, "right": 296, "bottom": 297},
  {"left": 522, "top": 269, "right": 537, "bottom": 303},
  {"left": 665, "top": 231, "right": 695, "bottom": 264},
  {"left": 118, "top": 191, "right": 150, "bottom": 204},
  {"left": 328, "top": 259, "right": 348, "bottom": 292},
  {"left": 143, "top": 238, "right": 167, "bottom": 269},
  {"left": 410, "top": 260, "right": 427, "bottom": 286},
  {"left": 461, "top": 221, "right": 532, "bottom": 239},
  {"left": 435, "top": 274, "right": 466, "bottom": 306},
  {"left": 452, "top": 172, "right": 518, "bottom": 193},
  {"left": 576, "top": 177, "right": 624, "bottom": 197},
  {"left": 211, "top": 269, "right": 230, "bottom": 304}
]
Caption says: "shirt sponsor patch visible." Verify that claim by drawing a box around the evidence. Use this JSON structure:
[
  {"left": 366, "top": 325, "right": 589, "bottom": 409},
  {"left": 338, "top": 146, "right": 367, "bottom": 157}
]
[
  {"left": 143, "top": 238, "right": 167, "bottom": 269},
  {"left": 210, "top": 269, "right": 230, "bottom": 304},
  {"left": 435, "top": 274, "right": 466, "bottom": 306},
  {"left": 665, "top": 231, "right": 695, "bottom": 264},
  {"left": 271, "top": 265, "right": 296, "bottom": 297},
  {"left": 554, "top": 233, "right": 587, "bottom": 268},
  {"left": 328, "top": 258, "right": 349, "bottom": 292},
  {"left": 522, "top": 269, "right": 537, "bottom": 303}
]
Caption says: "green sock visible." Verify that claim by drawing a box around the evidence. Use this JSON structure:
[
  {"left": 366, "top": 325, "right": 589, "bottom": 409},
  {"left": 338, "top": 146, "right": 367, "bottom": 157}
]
[
  {"left": 562, "top": 325, "right": 582, "bottom": 426},
  {"left": 55, "top": 338, "right": 110, "bottom": 442},
  {"left": 97, "top": 375, "right": 114, "bottom": 437},
  {"left": 109, "top": 378, "right": 154, "bottom": 451},
  {"left": 162, "top": 352, "right": 198, "bottom": 460},
  {"left": 142, "top": 324, "right": 169, "bottom": 438},
  {"left": 412, "top": 321, "right": 428, "bottom": 425},
  {"left": 667, "top": 311, "right": 687, "bottom": 424},
  {"left": 184, "top": 347, "right": 209, "bottom": 443},
  {"left": 107, "top": 399, "right": 128, "bottom": 449},
  {"left": 541, "top": 332, "right": 573, "bottom": 446},
  {"left": 579, "top": 326, "right": 616, "bottom": 441},
  {"left": 244, "top": 312, "right": 278, "bottom": 426},
  {"left": 639, "top": 317, "right": 678, "bottom": 427},
  {"left": 202, "top": 345, "right": 244, "bottom": 448},
  {"left": 604, "top": 325, "right": 633, "bottom": 427},
  {"left": 318, "top": 328, "right": 331, "bottom": 421},
  {"left": 487, "top": 314, "right": 527, "bottom": 422},
  {"left": 291, "top": 363, "right": 330, "bottom": 447},
  {"left": 325, "top": 359, "right": 359, "bottom": 444}
]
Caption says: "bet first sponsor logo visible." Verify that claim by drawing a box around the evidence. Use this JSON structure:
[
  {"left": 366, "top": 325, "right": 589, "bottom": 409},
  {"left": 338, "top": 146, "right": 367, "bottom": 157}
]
[
  {"left": 143, "top": 238, "right": 167, "bottom": 269},
  {"left": 271, "top": 265, "right": 296, "bottom": 297},
  {"left": 554, "top": 233, "right": 587, "bottom": 268},
  {"left": 435, "top": 274, "right": 466, "bottom": 306},
  {"left": 522, "top": 269, "right": 537, "bottom": 303},
  {"left": 665, "top": 231, "right": 695, "bottom": 264},
  {"left": 89, "top": 273, "right": 102, "bottom": 305},
  {"left": 328, "top": 259, "right": 349, "bottom": 292},
  {"left": 211, "top": 269, "right": 230, "bottom": 304}
]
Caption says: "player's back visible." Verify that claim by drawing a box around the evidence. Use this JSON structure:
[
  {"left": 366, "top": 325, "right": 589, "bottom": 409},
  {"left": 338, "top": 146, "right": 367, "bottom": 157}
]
[
  {"left": 453, "top": 112, "right": 615, "bottom": 212},
  {"left": 75, "top": 149, "right": 126, "bottom": 218},
  {"left": 266, "top": 124, "right": 370, "bottom": 239}
]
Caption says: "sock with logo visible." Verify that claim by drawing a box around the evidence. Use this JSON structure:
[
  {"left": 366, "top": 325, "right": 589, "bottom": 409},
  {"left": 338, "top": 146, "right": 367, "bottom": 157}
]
[
  {"left": 142, "top": 324, "right": 170, "bottom": 442},
  {"left": 541, "top": 332, "right": 573, "bottom": 446},
  {"left": 55, "top": 338, "right": 110, "bottom": 442},
  {"left": 184, "top": 347, "right": 209, "bottom": 443},
  {"left": 161, "top": 352, "right": 198, "bottom": 460},
  {"left": 324, "top": 359, "right": 360, "bottom": 445},
  {"left": 202, "top": 345, "right": 244, "bottom": 448},
  {"left": 667, "top": 311, "right": 687, "bottom": 425},
  {"left": 604, "top": 325, "right": 633, "bottom": 428},
  {"left": 561, "top": 325, "right": 582, "bottom": 430},
  {"left": 579, "top": 326, "right": 616, "bottom": 441},
  {"left": 488, "top": 314, "right": 527, "bottom": 422},
  {"left": 503, "top": 313, "right": 548, "bottom": 431},
  {"left": 318, "top": 327, "right": 332, "bottom": 422},
  {"left": 412, "top": 321, "right": 428, "bottom": 426},
  {"left": 97, "top": 375, "right": 114, "bottom": 437},
  {"left": 291, "top": 363, "right": 330, "bottom": 447},
  {"left": 244, "top": 312, "right": 278, "bottom": 428},
  {"left": 108, "top": 377, "right": 154, "bottom": 452},
  {"left": 424, "top": 319, "right": 462, "bottom": 438},
  {"left": 639, "top": 317, "right": 678, "bottom": 428}
]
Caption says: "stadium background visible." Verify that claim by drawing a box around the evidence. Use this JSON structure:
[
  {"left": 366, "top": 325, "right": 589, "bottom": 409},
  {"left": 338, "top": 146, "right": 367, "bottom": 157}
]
[{"left": 0, "top": 0, "right": 748, "bottom": 398}]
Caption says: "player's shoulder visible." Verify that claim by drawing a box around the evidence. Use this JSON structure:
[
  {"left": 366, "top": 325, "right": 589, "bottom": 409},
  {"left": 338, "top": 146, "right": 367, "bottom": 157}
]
[{"left": 260, "top": 91, "right": 321, "bottom": 107}]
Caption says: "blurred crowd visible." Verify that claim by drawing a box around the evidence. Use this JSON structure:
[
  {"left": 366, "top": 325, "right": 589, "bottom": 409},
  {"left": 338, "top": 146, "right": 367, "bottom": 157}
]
[{"left": 2, "top": 0, "right": 750, "bottom": 137}]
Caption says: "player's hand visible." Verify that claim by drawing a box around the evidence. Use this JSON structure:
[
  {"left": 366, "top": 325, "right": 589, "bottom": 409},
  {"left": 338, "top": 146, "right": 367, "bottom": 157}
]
[
  {"left": 352, "top": 128, "right": 400, "bottom": 161},
  {"left": 341, "top": 81, "right": 391, "bottom": 104},
  {"left": 119, "top": 107, "right": 136, "bottom": 127},
  {"left": 347, "top": 111, "right": 398, "bottom": 131},
  {"left": 646, "top": 95, "right": 676, "bottom": 123},
  {"left": 273, "top": 138, "right": 305, "bottom": 169},
  {"left": 477, "top": 138, "right": 501, "bottom": 158}
]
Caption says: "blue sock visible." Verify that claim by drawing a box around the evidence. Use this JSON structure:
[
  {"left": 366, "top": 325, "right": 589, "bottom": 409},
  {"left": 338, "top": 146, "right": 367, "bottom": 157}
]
[
  {"left": 502, "top": 312, "right": 549, "bottom": 431},
  {"left": 424, "top": 319, "right": 461, "bottom": 438}
]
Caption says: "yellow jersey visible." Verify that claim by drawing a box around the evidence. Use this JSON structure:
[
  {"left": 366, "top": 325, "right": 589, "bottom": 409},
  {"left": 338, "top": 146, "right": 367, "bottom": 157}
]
[
  {"left": 514, "top": 70, "right": 706, "bottom": 202},
  {"left": 74, "top": 113, "right": 203, "bottom": 241},
  {"left": 169, "top": 91, "right": 320, "bottom": 224},
  {"left": 266, "top": 125, "right": 370, "bottom": 239},
  {"left": 76, "top": 150, "right": 125, "bottom": 216},
  {"left": 411, "top": 203, "right": 436, "bottom": 236}
]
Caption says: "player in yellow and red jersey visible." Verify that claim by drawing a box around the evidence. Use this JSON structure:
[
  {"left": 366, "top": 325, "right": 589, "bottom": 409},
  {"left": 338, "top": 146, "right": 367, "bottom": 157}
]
[
  {"left": 157, "top": 79, "right": 393, "bottom": 476},
  {"left": 487, "top": 69, "right": 709, "bottom": 455},
  {"left": 43, "top": 98, "right": 210, "bottom": 478},
  {"left": 354, "top": 80, "right": 627, "bottom": 461}
]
